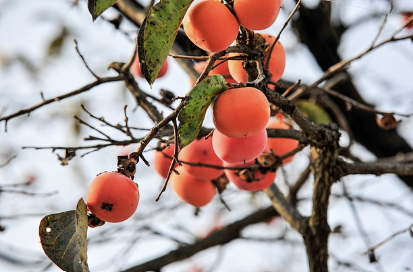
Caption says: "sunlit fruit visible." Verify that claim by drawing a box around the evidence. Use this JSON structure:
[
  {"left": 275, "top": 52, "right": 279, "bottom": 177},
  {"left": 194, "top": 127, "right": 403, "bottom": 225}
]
[
  {"left": 234, "top": 0, "right": 283, "bottom": 30},
  {"left": 401, "top": 12, "right": 413, "bottom": 29},
  {"left": 223, "top": 151, "right": 276, "bottom": 191},
  {"left": 178, "top": 137, "right": 224, "bottom": 180},
  {"left": 87, "top": 172, "right": 139, "bottom": 223},
  {"left": 183, "top": 0, "right": 239, "bottom": 52},
  {"left": 153, "top": 144, "right": 175, "bottom": 178},
  {"left": 212, "top": 128, "right": 268, "bottom": 163},
  {"left": 213, "top": 87, "right": 270, "bottom": 138},
  {"left": 266, "top": 115, "right": 299, "bottom": 163},
  {"left": 228, "top": 33, "right": 286, "bottom": 84},
  {"left": 130, "top": 55, "right": 169, "bottom": 78},
  {"left": 170, "top": 166, "right": 216, "bottom": 207}
]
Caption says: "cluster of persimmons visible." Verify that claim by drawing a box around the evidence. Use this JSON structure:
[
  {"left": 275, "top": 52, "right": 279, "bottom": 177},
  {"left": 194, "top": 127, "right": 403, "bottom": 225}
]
[
  {"left": 85, "top": 0, "right": 302, "bottom": 224},
  {"left": 152, "top": 0, "right": 299, "bottom": 209}
]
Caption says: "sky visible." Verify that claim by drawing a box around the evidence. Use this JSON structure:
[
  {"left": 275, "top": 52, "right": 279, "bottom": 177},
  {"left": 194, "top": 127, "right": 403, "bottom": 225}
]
[{"left": 0, "top": 0, "right": 413, "bottom": 271}]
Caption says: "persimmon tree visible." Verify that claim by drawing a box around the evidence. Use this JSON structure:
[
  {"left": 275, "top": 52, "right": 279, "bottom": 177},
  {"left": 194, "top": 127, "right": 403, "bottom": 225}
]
[{"left": 1, "top": 0, "right": 413, "bottom": 272}]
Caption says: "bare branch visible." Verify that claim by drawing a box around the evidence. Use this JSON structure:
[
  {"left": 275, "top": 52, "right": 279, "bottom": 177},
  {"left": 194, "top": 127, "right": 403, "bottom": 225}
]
[
  {"left": 74, "top": 39, "right": 99, "bottom": 79},
  {"left": 0, "top": 76, "right": 125, "bottom": 130},
  {"left": 336, "top": 158, "right": 413, "bottom": 178},
  {"left": 264, "top": 183, "right": 307, "bottom": 233},
  {"left": 122, "top": 206, "right": 277, "bottom": 272}
]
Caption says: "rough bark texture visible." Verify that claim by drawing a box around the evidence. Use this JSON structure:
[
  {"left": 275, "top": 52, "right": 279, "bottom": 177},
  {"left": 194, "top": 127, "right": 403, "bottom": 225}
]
[{"left": 293, "top": 2, "right": 413, "bottom": 187}]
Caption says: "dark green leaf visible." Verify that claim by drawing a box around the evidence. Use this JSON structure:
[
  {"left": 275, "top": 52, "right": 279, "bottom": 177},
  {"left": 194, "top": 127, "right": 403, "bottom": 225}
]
[
  {"left": 87, "top": 0, "right": 118, "bottom": 21},
  {"left": 295, "top": 99, "right": 332, "bottom": 125},
  {"left": 138, "top": 0, "right": 194, "bottom": 86},
  {"left": 39, "top": 198, "right": 89, "bottom": 272},
  {"left": 178, "top": 75, "right": 227, "bottom": 148}
]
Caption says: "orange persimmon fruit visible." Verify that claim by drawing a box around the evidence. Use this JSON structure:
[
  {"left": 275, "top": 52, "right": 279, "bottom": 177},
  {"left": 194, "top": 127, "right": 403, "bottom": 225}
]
[
  {"left": 131, "top": 55, "right": 169, "bottom": 79},
  {"left": 170, "top": 167, "right": 216, "bottom": 207},
  {"left": 266, "top": 115, "right": 299, "bottom": 163},
  {"left": 183, "top": 0, "right": 239, "bottom": 52},
  {"left": 213, "top": 87, "right": 270, "bottom": 138},
  {"left": 228, "top": 33, "right": 286, "bottom": 84},
  {"left": 153, "top": 144, "right": 175, "bottom": 179},
  {"left": 212, "top": 128, "right": 268, "bottom": 163},
  {"left": 178, "top": 137, "right": 224, "bottom": 181},
  {"left": 223, "top": 149, "right": 276, "bottom": 191},
  {"left": 234, "top": 0, "right": 283, "bottom": 30},
  {"left": 87, "top": 172, "right": 139, "bottom": 223}
]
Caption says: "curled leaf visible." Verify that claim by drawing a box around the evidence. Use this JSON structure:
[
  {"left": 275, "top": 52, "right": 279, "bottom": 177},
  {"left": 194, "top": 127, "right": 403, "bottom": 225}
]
[{"left": 39, "top": 198, "right": 89, "bottom": 272}]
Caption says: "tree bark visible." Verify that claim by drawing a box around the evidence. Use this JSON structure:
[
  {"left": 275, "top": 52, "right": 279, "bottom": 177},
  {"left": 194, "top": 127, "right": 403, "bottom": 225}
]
[{"left": 292, "top": 2, "right": 413, "bottom": 187}]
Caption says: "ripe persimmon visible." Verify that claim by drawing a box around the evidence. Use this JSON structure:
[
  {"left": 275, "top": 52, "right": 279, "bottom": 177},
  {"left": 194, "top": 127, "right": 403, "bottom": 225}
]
[
  {"left": 178, "top": 137, "right": 224, "bottom": 181},
  {"left": 213, "top": 87, "right": 270, "bottom": 138},
  {"left": 87, "top": 172, "right": 139, "bottom": 223},
  {"left": 153, "top": 143, "right": 175, "bottom": 178},
  {"left": 401, "top": 12, "right": 413, "bottom": 29},
  {"left": 170, "top": 167, "right": 216, "bottom": 207},
  {"left": 212, "top": 128, "right": 268, "bottom": 163},
  {"left": 223, "top": 150, "right": 276, "bottom": 191},
  {"left": 234, "top": 0, "right": 283, "bottom": 30},
  {"left": 228, "top": 33, "right": 286, "bottom": 84},
  {"left": 183, "top": 0, "right": 239, "bottom": 52},
  {"left": 266, "top": 115, "right": 299, "bottom": 163},
  {"left": 131, "top": 55, "right": 169, "bottom": 79}
]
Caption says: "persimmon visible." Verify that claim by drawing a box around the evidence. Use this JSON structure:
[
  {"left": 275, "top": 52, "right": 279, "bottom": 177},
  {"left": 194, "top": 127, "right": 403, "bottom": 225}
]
[
  {"left": 266, "top": 115, "right": 299, "bottom": 163},
  {"left": 234, "top": 0, "right": 283, "bottom": 30},
  {"left": 401, "top": 12, "right": 413, "bottom": 29},
  {"left": 130, "top": 55, "right": 169, "bottom": 78},
  {"left": 87, "top": 172, "right": 139, "bottom": 223},
  {"left": 212, "top": 128, "right": 268, "bottom": 163},
  {"left": 170, "top": 167, "right": 216, "bottom": 208},
  {"left": 213, "top": 87, "right": 270, "bottom": 138},
  {"left": 183, "top": 0, "right": 239, "bottom": 52},
  {"left": 228, "top": 33, "right": 286, "bottom": 84},
  {"left": 153, "top": 144, "right": 175, "bottom": 178},
  {"left": 223, "top": 150, "right": 276, "bottom": 191},
  {"left": 178, "top": 137, "right": 224, "bottom": 180}
]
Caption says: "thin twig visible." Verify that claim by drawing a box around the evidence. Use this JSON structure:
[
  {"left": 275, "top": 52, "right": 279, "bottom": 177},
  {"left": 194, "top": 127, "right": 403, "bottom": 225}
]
[
  {"left": 370, "top": 3, "right": 393, "bottom": 48},
  {"left": 74, "top": 39, "right": 99, "bottom": 79},
  {"left": 0, "top": 155, "right": 17, "bottom": 168},
  {"left": 265, "top": 0, "right": 301, "bottom": 70},
  {"left": 0, "top": 76, "right": 125, "bottom": 131},
  {"left": 363, "top": 224, "right": 413, "bottom": 255}
]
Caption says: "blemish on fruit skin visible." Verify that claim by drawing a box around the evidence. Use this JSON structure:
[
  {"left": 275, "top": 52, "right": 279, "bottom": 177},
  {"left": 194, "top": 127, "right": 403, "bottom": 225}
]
[
  {"left": 46, "top": 227, "right": 52, "bottom": 233},
  {"left": 101, "top": 202, "right": 113, "bottom": 212}
]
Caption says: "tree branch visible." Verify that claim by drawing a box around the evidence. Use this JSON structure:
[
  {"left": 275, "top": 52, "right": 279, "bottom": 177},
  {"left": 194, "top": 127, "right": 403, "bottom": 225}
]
[
  {"left": 0, "top": 76, "right": 125, "bottom": 131},
  {"left": 122, "top": 206, "right": 277, "bottom": 272}
]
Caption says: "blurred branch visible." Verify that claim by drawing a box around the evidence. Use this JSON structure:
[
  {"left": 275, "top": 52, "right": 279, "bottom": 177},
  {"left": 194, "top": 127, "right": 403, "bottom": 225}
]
[
  {"left": 336, "top": 158, "right": 413, "bottom": 178},
  {"left": 0, "top": 76, "right": 125, "bottom": 131},
  {"left": 74, "top": 39, "right": 99, "bottom": 79},
  {"left": 363, "top": 224, "right": 413, "bottom": 256},
  {"left": 264, "top": 184, "right": 307, "bottom": 232},
  {"left": 0, "top": 155, "right": 16, "bottom": 168},
  {"left": 122, "top": 206, "right": 277, "bottom": 272}
]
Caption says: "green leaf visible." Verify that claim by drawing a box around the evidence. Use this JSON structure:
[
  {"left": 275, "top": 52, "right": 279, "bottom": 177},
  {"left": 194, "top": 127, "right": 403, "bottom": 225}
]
[
  {"left": 138, "top": 0, "right": 194, "bottom": 86},
  {"left": 178, "top": 75, "right": 227, "bottom": 148},
  {"left": 87, "top": 0, "right": 118, "bottom": 21},
  {"left": 295, "top": 100, "right": 332, "bottom": 125},
  {"left": 39, "top": 198, "right": 89, "bottom": 272}
]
